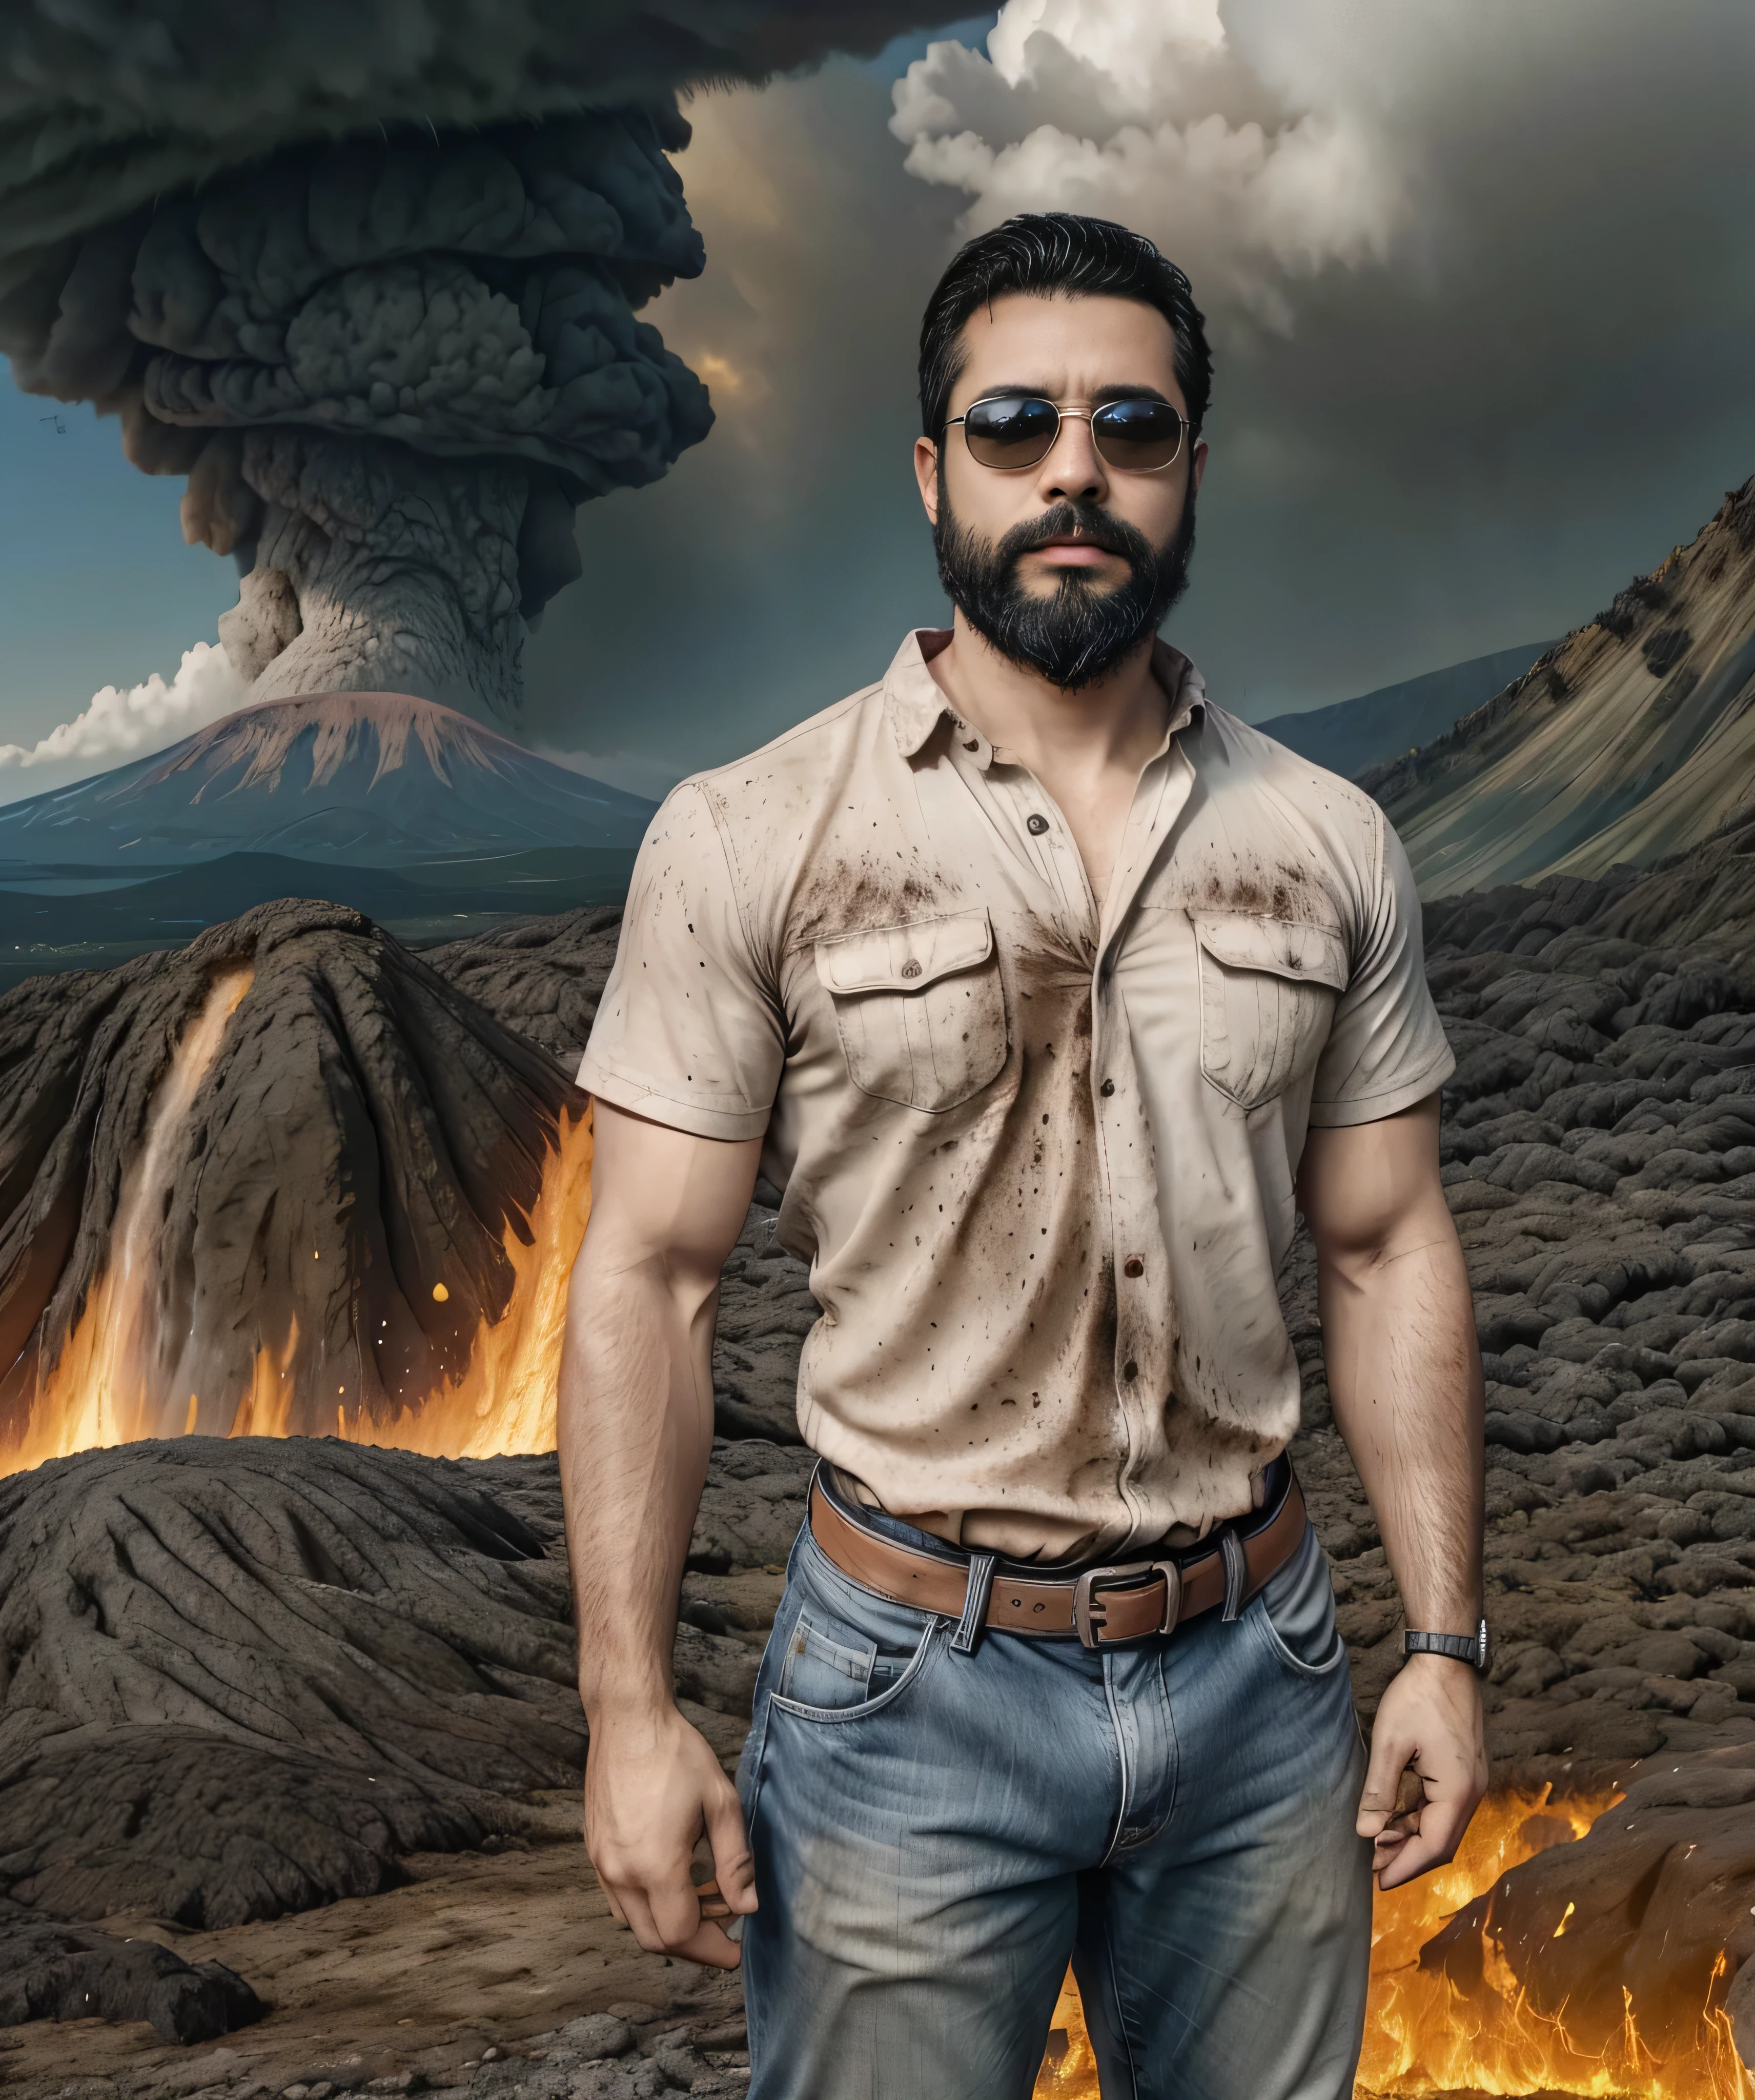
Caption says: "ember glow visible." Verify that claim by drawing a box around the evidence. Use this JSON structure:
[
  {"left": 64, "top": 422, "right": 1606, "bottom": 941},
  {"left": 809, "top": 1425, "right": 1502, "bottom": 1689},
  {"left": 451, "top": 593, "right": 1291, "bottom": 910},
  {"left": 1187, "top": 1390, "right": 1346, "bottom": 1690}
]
[
  {"left": 0, "top": 968, "right": 593, "bottom": 1475},
  {"left": 1031, "top": 1787, "right": 1752, "bottom": 2100},
  {"left": 229, "top": 1102, "right": 594, "bottom": 1460},
  {"left": 0, "top": 963, "right": 256, "bottom": 1469},
  {"left": 1358, "top": 1783, "right": 1753, "bottom": 2099}
]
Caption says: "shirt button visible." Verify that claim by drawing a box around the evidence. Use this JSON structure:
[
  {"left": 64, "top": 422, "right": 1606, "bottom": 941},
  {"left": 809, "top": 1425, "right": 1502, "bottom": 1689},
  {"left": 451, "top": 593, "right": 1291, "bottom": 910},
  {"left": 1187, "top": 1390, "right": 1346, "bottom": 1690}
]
[
  {"left": 1026, "top": 813, "right": 1050, "bottom": 835},
  {"left": 1100, "top": 1079, "right": 1115, "bottom": 1097},
  {"left": 900, "top": 959, "right": 922, "bottom": 979},
  {"left": 1123, "top": 1256, "right": 1145, "bottom": 1278},
  {"left": 1122, "top": 1360, "right": 1139, "bottom": 1382}
]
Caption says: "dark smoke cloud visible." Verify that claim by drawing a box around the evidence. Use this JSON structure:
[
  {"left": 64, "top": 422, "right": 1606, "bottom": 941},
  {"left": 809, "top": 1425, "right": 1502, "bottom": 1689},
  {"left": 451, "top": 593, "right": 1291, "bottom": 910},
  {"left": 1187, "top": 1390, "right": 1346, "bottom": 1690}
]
[
  {"left": 0, "top": 2, "right": 968, "bottom": 718},
  {"left": 0, "top": 3, "right": 968, "bottom": 253}
]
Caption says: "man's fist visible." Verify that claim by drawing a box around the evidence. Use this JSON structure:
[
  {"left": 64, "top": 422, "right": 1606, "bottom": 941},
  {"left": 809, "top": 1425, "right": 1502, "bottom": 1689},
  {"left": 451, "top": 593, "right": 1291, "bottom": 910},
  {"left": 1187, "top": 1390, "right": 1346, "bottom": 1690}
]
[{"left": 584, "top": 1703, "right": 758, "bottom": 1968}]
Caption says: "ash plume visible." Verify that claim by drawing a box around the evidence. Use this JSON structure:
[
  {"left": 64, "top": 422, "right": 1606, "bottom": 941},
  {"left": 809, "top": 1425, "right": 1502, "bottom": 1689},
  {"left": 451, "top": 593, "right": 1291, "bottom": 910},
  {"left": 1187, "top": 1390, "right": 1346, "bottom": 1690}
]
[{"left": 0, "top": 2, "right": 962, "bottom": 722}]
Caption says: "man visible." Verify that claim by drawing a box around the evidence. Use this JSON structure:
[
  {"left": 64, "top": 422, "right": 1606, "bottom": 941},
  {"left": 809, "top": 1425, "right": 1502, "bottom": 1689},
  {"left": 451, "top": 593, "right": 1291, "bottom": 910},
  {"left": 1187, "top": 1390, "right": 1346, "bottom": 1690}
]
[{"left": 560, "top": 212, "right": 1487, "bottom": 2100}]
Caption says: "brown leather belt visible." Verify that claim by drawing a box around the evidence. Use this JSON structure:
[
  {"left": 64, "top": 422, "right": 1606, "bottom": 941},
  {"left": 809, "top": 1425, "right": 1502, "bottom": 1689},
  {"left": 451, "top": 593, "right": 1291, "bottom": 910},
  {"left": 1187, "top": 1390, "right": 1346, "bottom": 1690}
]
[{"left": 807, "top": 1465, "right": 1308, "bottom": 1650}]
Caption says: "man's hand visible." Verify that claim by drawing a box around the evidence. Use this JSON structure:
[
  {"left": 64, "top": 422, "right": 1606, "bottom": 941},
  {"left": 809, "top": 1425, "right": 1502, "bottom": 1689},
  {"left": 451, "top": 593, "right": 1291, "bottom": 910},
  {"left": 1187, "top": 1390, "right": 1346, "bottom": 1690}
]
[
  {"left": 585, "top": 1703, "right": 758, "bottom": 1969},
  {"left": 559, "top": 1103, "right": 766, "bottom": 1971},
  {"left": 1356, "top": 1653, "right": 1488, "bottom": 1889}
]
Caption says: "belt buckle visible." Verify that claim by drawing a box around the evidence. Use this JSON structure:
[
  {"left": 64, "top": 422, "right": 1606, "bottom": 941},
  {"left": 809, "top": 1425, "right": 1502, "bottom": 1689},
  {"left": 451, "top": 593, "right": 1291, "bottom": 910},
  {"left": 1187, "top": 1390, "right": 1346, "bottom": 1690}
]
[{"left": 1071, "top": 1559, "right": 1183, "bottom": 1648}]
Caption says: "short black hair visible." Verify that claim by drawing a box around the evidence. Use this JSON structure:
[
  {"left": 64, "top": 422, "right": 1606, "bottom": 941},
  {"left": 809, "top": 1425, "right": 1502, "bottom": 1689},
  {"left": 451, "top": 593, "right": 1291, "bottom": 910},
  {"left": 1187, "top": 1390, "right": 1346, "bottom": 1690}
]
[{"left": 919, "top": 212, "right": 1212, "bottom": 445}]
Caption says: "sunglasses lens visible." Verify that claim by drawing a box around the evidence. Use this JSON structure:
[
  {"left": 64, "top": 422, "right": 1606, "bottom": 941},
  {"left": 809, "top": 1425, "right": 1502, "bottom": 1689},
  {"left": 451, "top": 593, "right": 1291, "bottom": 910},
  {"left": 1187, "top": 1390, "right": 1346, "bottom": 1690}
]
[
  {"left": 1092, "top": 399, "right": 1186, "bottom": 470},
  {"left": 961, "top": 396, "right": 1059, "bottom": 469}
]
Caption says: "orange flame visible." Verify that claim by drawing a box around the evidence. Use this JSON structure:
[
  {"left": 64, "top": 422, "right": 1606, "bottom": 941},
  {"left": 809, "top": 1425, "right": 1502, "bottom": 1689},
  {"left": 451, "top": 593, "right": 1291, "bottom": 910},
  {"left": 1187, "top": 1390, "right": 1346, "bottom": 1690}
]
[
  {"left": 1033, "top": 1786, "right": 1753, "bottom": 2099},
  {"left": 320, "top": 1101, "right": 593, "bottom": 1459},
  {"left": 1, "top": 964, "right": 256, "bottom": 1469},
  {"left": 1, "top": 1059, "right": 592, "bottom": 1475}
]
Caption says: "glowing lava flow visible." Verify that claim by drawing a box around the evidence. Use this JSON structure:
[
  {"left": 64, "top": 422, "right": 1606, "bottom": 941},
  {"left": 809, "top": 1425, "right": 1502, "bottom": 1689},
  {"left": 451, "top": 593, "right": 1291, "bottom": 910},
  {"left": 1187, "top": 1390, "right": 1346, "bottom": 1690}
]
[
  {"left": 1031, "top": 1786, "right": 1753, "bottom": 2100},
  {"left": 3, "top": 964, "right": 256, "bottom": 1467},
  {"left": 296, "top": 1100, "right": 593, "bottom": 1459},
  {"left": 1358, "top": 1783, "right": 1753, "bottom": 2099},
  {"left": 192, "top": 1097, "right": 591, "bottom": 1460},
  {"left": 1, "top": 1061, "right": 592, "bottom": 1473}
]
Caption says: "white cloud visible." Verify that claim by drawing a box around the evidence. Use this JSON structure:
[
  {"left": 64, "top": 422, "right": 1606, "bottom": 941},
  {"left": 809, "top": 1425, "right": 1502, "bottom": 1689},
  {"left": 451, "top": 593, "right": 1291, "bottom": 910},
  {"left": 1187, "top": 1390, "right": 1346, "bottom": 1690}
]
[
  {"left": 890, "top": 0, "right": 1404, "bottom": 329},
  {"left": 0, "top": 640, "right": 244, "bottom": 777}
]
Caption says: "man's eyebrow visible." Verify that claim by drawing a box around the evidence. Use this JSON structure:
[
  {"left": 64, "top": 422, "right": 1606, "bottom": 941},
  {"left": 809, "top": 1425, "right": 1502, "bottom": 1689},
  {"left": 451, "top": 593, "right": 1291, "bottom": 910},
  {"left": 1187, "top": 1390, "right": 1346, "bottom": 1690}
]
[
  {"left": 961, "top": 382, "right": 1176, "bottom": 407},
  {"left": 1090, "top": 382, "right": 1174, "bottom": 407}
]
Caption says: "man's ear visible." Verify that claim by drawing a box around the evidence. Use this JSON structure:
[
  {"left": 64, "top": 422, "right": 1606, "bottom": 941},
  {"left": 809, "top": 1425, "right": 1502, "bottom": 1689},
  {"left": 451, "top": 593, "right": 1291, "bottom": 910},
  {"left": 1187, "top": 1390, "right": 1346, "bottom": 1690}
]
[
  {"left": 1191, "top": 436, "right": 1209, "bottom": 499},
  {"left": 913, "top": 436, "right": 941, "bottom": 527}
]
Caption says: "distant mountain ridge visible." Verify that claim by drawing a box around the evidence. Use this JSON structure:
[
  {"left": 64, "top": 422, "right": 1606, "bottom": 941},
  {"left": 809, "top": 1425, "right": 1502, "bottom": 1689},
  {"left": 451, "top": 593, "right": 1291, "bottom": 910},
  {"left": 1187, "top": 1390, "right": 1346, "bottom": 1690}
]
[
  {"left": 0, "top": 690, "right": 654, "bottom": 872},
  {"left": 1366, "top": 474, "right": 1755, "bottom": 896},
  {"left": 1254, "top": 643, "right": 1555, "bottom": 783}
]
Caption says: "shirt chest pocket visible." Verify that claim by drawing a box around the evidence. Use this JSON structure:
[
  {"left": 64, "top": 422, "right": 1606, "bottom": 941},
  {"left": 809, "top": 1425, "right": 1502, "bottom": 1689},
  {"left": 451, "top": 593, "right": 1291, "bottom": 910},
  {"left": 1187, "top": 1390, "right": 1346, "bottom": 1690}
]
[
  {"left": 1193, "top": 911, "right": 1349, "bottom": 1111},
  {"left": 815, "top": 909, "right": 1009, "bottom": 1114}
]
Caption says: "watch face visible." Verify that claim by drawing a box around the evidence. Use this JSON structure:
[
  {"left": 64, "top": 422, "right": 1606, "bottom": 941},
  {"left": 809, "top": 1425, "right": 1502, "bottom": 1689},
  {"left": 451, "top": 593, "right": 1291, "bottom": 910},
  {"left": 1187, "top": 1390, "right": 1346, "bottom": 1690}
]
[{"left": 1477, "top": 1618, "right": 1490, "bottom": 1672}]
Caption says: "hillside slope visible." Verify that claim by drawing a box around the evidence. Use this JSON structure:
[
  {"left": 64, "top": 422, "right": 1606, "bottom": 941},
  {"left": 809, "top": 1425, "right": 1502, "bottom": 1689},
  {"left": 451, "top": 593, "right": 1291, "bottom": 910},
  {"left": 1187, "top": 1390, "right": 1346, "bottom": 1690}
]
[
  {"left": 1254, "top": 641, "right": 1553, "bottom": 781},
  {"left": 0, "top": 691, "right": 654, "bottom": 872},
  {"left": 1366, "top": 475, "right": 1755, "bottom": 896}
]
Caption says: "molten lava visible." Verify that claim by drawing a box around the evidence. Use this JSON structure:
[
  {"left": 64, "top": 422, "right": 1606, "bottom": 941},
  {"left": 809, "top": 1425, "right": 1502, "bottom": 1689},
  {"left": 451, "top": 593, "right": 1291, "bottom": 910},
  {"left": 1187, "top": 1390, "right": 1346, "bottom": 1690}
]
[
  {"left": 1030, "top": 1787, "right": 1754, "bottom": 2099},
  {"left": 0, "top": 957, "right": 593, "bottom": 1476},
  {"left": 224, "top": 1101, "right": 594, "bottom": 1459},
  {"left": 1, "top": 964, "right": 257, "bottom": 1468},
  {"left": 8, "top": 981, "right": 1752, "bottom": 2100}
]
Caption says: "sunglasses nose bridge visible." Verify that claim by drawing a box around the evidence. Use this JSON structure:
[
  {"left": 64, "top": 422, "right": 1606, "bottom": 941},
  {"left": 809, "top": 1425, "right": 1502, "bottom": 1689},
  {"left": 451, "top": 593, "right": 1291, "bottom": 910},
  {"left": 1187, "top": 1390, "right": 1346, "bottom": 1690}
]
[{"left": 1036, "top": 407, "right": 1108, "bottom": 490}]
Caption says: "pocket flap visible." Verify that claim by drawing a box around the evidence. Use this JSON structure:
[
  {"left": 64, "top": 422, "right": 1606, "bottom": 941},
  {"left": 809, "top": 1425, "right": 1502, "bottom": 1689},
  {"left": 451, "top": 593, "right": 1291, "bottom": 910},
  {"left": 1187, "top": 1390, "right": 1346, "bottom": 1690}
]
[
  {"left": 1192, "top": 911, "right": 1349, "bottom": 991},
  {"left": 814, "top": 909, "right": 994, "bottom": 995}
]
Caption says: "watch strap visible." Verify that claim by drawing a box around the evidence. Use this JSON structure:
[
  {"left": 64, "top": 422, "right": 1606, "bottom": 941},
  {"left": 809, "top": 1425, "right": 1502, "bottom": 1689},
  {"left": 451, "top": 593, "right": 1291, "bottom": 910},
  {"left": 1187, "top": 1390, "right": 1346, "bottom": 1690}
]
[{"left": 1404, "top": 1620, "right": 1488, "bottom": 1671}]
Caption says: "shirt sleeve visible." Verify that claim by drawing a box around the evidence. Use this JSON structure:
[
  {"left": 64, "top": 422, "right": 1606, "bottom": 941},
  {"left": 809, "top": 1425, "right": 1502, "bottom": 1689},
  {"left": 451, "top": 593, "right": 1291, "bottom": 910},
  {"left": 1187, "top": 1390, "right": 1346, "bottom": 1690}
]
[
  {"left": 577, "top": 780, "right": 784, "bottom": 1141},
  {"left": 1308, "top": 805, "right": 1455, "bottom": 1127}
]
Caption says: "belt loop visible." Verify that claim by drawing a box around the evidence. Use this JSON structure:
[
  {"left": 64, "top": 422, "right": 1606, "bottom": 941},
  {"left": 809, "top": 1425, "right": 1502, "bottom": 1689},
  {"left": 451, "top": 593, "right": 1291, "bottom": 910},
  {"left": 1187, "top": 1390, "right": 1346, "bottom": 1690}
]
[
  {"left": 951, "top": 1551, "right": 998, "bottom": 1655},
  {"left": 1219, "top": 1526, "right": 1248, "bottom": 1622}
]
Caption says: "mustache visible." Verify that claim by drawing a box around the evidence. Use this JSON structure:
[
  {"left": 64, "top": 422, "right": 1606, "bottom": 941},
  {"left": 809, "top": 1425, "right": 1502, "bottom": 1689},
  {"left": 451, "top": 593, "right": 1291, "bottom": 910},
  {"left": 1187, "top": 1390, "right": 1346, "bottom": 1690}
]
[{"left": 996, "top": 501, "right": 1149, "bottom": 567}]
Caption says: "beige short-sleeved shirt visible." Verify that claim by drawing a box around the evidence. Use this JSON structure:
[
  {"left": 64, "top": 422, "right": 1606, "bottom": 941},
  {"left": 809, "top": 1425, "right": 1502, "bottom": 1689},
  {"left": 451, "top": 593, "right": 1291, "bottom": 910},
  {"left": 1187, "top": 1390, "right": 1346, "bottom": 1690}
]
[{"left": 581, "top": 630, "right": 1454, "bottom": 1561}]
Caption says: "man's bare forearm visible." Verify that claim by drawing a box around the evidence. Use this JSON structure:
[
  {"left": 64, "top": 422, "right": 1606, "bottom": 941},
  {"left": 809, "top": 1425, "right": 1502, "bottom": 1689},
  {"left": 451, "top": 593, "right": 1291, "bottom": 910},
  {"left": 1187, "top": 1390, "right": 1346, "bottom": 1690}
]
[
  {"left": 558, "top": 1243, "right": 719, "bottom": 1723},
  {"left": 558, "top": 1106, "right": 764, "bottom": 1964},
  {"left": 558, "top": 1105, "right": 763, "bottom": 1721},
  {"left": 1318, "top": 1225, "right": 1484, "bottom": 1635},
  {"left": 1298, "top": 1095, "right": 1484, "bottom": 1635}
]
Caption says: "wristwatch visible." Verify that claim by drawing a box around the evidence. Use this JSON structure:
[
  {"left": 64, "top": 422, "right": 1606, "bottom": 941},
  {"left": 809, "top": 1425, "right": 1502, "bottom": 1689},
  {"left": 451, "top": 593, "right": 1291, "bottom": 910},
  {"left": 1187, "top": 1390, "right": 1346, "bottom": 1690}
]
[{"left": 1404, "top": 1619, "right": 1489, "bottom": 1673}]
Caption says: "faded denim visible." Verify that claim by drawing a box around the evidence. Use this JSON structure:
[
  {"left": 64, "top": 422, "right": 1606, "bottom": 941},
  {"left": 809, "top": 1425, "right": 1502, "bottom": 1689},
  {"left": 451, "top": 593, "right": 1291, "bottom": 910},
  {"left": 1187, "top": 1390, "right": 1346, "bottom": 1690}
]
[{"left": 737, "top": 1504, "right": 1374, "bottom": 2100}]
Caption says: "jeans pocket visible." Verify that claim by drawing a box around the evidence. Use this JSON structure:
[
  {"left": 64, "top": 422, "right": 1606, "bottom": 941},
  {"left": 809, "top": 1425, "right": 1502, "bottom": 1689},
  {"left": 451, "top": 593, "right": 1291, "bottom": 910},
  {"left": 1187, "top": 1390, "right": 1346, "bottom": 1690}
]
[
  {"left": 777, "top": 1607, "right": 879, "bottom": 1709},
  {"left": 1253, "top": 1523, "right": 1348, "bottom": 1677},
  {"left": 767, "top": 1550, "right": 941, "bottom": 1723}
]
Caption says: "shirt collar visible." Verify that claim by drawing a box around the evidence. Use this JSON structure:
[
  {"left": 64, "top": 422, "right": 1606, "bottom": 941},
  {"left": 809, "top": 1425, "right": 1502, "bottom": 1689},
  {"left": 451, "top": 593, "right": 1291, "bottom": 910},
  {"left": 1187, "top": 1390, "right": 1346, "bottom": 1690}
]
[{"left": 882, "top": 627, "right": 1207, "bottom": 763}]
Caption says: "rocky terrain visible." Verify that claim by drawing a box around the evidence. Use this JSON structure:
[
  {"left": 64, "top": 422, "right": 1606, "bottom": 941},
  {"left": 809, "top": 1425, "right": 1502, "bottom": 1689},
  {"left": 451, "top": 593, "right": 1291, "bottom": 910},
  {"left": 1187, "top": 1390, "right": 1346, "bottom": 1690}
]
[
  {"left": 1367, "top": 471, "right": 1755, "bottom": 894},
  {"left": 0, "top": 900, "right": 581, "bottom": 1456},
  {"left": 9, "top": 838, "right": 1755, "bottom": 2088}
]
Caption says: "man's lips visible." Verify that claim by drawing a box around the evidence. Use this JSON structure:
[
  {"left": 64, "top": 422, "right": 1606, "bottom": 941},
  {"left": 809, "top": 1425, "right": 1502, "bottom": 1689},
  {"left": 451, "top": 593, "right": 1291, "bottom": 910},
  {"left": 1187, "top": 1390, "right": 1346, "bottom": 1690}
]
[{"left": 1028, "top": 536, "right": 1120, "bottom": 564}]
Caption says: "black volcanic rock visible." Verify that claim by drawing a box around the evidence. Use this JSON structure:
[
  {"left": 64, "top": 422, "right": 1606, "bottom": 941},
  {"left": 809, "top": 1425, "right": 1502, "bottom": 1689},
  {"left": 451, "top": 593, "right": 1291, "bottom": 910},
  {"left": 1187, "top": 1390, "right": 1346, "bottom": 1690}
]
[
  {"left": 0, "top": 1435, "right": 809, "bottom": 1929},
  {"left": 424, "top": 906, "right": 626, "bottom": 1066},
  {"left": 0, "top": 897, "right": 580, "bottom": 1447},
  {"left": 0, "top": 1898, "right": 264, "bottom": 2042},
  {"left": 1420, "top": 1744, "right": 1755, "bottom": 2062}
]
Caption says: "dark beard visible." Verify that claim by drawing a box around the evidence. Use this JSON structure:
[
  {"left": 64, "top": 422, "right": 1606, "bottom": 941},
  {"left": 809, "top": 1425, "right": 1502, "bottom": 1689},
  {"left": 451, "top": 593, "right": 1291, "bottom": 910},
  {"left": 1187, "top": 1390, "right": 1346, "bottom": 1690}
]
[{"left": 933, "top": 489, "right": 1196, "bottom": 692}]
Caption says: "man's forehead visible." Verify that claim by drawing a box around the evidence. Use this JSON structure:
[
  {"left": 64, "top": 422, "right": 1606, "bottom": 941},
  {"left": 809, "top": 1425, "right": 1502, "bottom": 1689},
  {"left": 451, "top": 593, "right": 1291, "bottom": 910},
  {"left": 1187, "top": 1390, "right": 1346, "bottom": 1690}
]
[{"left": 952, "top": 291, "right": 1179, "bottom": 397}]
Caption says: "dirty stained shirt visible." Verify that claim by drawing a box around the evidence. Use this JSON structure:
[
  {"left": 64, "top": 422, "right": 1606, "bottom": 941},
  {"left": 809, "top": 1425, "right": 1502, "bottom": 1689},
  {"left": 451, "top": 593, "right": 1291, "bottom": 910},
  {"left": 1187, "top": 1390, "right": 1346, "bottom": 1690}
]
[{"left": 579, "top": 629, "right": 1454, "bottom": 1562}]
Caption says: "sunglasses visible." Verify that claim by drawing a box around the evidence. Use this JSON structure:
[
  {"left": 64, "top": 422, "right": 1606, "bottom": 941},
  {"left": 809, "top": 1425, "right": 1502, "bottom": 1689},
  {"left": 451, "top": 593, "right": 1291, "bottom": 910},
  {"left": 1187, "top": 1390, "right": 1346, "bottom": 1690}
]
[{"left": 946, "top": 394, "right": 1190, "bottom": 473}]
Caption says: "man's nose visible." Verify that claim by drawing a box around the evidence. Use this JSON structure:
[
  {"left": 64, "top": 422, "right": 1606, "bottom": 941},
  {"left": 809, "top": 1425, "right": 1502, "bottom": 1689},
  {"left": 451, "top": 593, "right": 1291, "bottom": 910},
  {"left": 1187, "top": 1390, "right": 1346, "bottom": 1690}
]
[{"left": 1035, "top": 413, "right": 1107, "bottom": 506}]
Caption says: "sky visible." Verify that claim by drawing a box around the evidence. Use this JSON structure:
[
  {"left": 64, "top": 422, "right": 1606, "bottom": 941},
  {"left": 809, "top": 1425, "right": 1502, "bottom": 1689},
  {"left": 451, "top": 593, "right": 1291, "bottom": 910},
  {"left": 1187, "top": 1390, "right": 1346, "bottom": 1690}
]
[{"left": 4, "top": 1, "right": 1755, "bottom": 803}]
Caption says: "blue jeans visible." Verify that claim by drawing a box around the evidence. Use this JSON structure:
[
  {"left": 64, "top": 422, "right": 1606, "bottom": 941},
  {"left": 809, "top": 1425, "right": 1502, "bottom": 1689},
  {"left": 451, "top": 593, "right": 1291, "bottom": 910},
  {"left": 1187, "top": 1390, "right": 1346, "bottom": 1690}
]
[{"left": 736, "top": 1501, "right": 1374, "bottom": 2100}]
